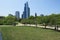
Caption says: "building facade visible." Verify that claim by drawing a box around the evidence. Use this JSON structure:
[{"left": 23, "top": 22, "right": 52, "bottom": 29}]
[
  {"left": 15, "top": 11, "right": 20, "bottom": 20},
  {"left": 22, "top": 2, "right": 30, "bottom": 19},
  {"left": 35, "top": 13, "right": 37, "bottom": 17}
]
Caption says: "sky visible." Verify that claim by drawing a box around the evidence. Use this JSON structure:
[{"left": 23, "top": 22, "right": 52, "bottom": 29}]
[{"left": 0, "top": 0, "right": 60, "bottom": 17}]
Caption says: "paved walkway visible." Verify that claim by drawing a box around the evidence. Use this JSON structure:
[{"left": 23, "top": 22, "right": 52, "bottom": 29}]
[{"left": 16, "top": 23, "right": 60, "bottom": 30}]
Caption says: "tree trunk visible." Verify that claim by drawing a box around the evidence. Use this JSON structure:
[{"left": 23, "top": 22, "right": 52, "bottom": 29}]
[
  {"left": 55, "top": 26, "right": 56, "bottom": 30},
  {"left": 56, "top": 25, "right": 58, "bottom": 30},
  {"left": 45, "top": 25, "right": 47, "bottom": 28},
  {"left": 54, "top": 25, "right": 59, "bottom": 30},
  {"left": 36, "top": 23, "right": 37, "bottom": 28},
  {"left": 55, "top": 25, "right": 57, "bottom": 30}
]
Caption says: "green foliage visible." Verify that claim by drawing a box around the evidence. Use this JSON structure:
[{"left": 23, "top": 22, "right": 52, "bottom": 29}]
[
  {"left": 0, "top": 17, "right": 5, "bottom": 25},
  {"left": 29, "top": 16, "right": 35, "bottom": 19},
  {"left": 21, "top": 14, "right": 60, "bottom": 27},
  {"left": 0, "top": 19, "right": 4, "bottom": 25},
  {"left": 4, "top": 16, "right": 16, "bottom": 25},
  {"left": 0, "top": 14, "right": 16, "bottom": 25},
  {"left": 21, "top": 16, "right": 35, "bottom": 24}
]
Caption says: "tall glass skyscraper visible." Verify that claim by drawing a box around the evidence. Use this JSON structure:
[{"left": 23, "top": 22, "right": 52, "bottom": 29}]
[
  {"left": 15, "top": 11, "right": 20, "bottom": 20},
  {"left": 22, "top": 2, "right": 30, "bottom": 19}
]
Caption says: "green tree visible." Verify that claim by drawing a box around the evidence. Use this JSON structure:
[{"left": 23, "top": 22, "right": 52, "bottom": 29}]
[{"left": 3, "top": 14, "right": 16, "bottom": 25}]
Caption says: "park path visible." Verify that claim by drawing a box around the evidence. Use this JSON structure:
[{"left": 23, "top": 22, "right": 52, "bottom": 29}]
[{"left": 16, "top": 23, "right": 60, "bottom": 30}]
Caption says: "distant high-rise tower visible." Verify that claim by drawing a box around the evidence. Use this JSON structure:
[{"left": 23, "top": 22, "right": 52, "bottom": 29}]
[
  {"left": 35, "top": 13, "right": 37, "bottom": 17},
  {"left": 22, "top": 2, "right": 30, "bottom": 19},
  {"left": 15, "top": 11, "right": 20, "bottom": 20}
]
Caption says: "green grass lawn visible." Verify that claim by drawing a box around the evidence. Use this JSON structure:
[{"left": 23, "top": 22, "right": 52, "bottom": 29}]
[{"left": 0, "top": 26, "right": 60, "bottom": 40}]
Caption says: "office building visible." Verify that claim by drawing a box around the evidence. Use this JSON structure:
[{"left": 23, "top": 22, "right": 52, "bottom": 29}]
[
  {"left": 22, "top": 2, "right": 30, "bottom": 19},
  {"left": 35, "top": 13, "right": 37, "bottom": 17},
  {"left": 15, "top": 11, "right": 20, "bottom": 20}
]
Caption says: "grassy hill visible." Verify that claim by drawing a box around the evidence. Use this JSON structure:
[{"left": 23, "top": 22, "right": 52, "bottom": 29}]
[{"left": 0, "top": 26, "right": 60, "bottom": 40}]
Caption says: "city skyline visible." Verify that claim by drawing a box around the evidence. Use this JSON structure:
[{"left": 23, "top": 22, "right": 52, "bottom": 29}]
[
  {"left": 22, "top": 2, "right": 30, "bottom": 19},
  {"left": 0, "top": 0, "right": 60, "bottom": 17}
]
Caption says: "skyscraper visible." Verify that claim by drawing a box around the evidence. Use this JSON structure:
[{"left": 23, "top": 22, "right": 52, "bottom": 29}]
[
  {"left": 22, "top": 2, "right": 30, "bottom": 19},
  {"left": 15, "top": 11, "right": 20, "bottom": 20},
  {"left": 35, "top": 13, "right": 37, "bottom": 17}
]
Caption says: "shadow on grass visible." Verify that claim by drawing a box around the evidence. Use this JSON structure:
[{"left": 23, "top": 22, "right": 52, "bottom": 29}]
[
  {"left": 55, "top": 30, "right": 60, "bottom": 32},
  {"left": 42, "top": 28, "right": 54, "bottom": 30},
  {"left": 42, "top": 28, "right": 60, "bottom": 32}
]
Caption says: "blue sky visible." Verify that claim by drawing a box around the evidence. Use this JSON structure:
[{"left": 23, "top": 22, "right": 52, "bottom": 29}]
[{"left": 0, "top": 0, "right": 60, "bottom": 17}]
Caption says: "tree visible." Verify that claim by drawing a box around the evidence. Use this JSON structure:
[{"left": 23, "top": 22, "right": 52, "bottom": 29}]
[
  {"left": 0, "top": 16, "right": 5, "bottom": 25},
  {"left": 3, "top": 14, "right": 16, "bottom": 25},
  {"left": 28, "top": 16, "right": 35, "bottom": 24},
  {"left": 29, "top": 16, "right": 35, "bottom": 19},
  {"left": 43, "top": 16, "right": 49, "bottom": 28},
  {"left": 48, "top": 14, "right": 59, "bottom": 30},
  {"left": 35, "top": 13, "right": 37, "bottom": 27}
]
